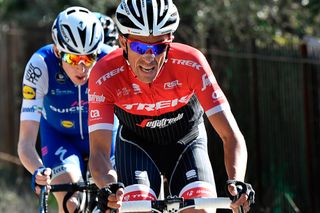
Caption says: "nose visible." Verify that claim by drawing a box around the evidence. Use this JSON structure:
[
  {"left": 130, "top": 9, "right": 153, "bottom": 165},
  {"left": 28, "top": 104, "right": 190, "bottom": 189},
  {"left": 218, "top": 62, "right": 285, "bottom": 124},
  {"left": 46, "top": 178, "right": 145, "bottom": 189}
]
[
  {"left": 76, "top": 63, "right": 89, "bottom": 73},
  {"left": 142, "top": 49, "right": 156, "bottom": 63}
]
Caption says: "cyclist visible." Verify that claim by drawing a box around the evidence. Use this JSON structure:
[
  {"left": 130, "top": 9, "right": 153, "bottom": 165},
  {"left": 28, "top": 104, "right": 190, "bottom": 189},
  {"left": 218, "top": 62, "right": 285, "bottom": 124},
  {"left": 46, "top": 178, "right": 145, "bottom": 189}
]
[
  {"left": 88, "top": 0, "right": 255, "bottom": 212},
  {"left": 17, "top": 6, "right": 119, "bottom": 213},
  {"left": 94, "top": 12, "right": 119, "bottom": 47}
]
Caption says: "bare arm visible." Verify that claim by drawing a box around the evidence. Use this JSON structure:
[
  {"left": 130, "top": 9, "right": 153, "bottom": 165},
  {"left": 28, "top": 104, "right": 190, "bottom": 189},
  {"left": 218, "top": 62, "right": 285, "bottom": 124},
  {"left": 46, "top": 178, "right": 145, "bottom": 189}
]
[
  {"left": 89, "top": 129, "right": 117, "bottom": 188},
  {"left": 208, "top": 110, "right": 247, "bottom": 181},
  {"left": 17, "top": 120, "right": 43, "bottom": 174}
]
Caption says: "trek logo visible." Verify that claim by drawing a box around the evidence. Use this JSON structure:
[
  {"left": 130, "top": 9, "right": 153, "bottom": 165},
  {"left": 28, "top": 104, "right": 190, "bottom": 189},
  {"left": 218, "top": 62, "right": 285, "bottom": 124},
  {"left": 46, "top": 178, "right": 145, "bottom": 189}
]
[
  {"left": 96, "top": 66, "right": 125, "bottom": 85},
  {"left": 201, "top": 74, "right": 216, "bottom": 91},
  {"left": 123, "top": 95, "right": 189, "bottom": 111},
  {"left": 171, "top": 58, "right": 202, "bottom": 70},
  {"left": 137, "top": 113, "right": 184, "bottom": 128},
  {"left": 164, "top": 80, "right": 182, "bottom": 90},
  {"left": 26, "top": 63, "right": 42, "bottom": 85}
]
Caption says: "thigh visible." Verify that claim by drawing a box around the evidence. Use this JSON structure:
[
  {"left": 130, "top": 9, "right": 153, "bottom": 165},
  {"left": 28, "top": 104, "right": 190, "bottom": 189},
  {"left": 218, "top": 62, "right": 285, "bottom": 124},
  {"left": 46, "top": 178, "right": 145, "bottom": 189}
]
[
  {"left": 169, "top": 123, "right": 217, "bottom": 198},
  {"left": 115, "top": 126, "right": 162, "bottom": 199},
  {"left": 40, "top": 120, "right": 85, "bottom": 179}
]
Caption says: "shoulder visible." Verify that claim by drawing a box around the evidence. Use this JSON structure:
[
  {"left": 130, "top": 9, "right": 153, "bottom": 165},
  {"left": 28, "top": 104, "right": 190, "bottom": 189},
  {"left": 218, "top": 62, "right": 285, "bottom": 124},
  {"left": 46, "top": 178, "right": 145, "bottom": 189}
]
[
  {"left": 90, "top": 49, "right": 126, "bottom": 80},
  {"left": 166, "top": 43, "right": 208, "bottom": 71},
  {"left": 169, "top": 43, "right": 205, "bottom": 59},
  {"left": 95, "top": 48, "right": 124, "bottom": 69}
]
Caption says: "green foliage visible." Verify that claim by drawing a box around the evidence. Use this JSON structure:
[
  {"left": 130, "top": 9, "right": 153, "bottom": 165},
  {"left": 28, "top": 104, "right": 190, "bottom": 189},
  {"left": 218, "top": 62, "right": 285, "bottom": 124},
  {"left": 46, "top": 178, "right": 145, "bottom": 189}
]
[
  {"left": 0, "top": 0, "right": 118, "bottom": 27},
  {"left": 1, "top": 0, "right": 320, "bottom": 49},
  {"left": 174, "top": 0, "right": 320, "bottom": 48}
]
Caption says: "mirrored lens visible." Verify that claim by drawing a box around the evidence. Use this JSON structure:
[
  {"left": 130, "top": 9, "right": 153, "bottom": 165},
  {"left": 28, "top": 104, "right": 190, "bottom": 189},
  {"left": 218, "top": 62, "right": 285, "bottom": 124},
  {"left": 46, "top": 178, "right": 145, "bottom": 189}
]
[
  {"left": 61, "top": 53, "right": 97, "bottom": 67},
  {"left": 129, "top": 42, "right": 168, "bottom": 56}
]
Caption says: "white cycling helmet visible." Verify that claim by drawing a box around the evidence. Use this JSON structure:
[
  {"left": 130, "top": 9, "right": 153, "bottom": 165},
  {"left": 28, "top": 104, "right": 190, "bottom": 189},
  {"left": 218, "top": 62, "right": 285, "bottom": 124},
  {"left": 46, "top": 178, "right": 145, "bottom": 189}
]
[
  {"left": 94, "top": 12, "right": 119, "bottom": 46},
  {"left": 115, "top": 0, "right": 180, "bottom": 36},
  {"left": 52, "top": 6, "right": 104, "bottom": 55}
]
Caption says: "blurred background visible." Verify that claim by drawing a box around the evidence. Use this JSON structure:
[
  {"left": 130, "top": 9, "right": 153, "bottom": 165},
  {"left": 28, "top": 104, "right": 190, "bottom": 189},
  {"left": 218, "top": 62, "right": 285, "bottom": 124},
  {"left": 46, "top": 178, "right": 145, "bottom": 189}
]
[{"left": 0, "top": 0, "right": 319, "bottom": 212}]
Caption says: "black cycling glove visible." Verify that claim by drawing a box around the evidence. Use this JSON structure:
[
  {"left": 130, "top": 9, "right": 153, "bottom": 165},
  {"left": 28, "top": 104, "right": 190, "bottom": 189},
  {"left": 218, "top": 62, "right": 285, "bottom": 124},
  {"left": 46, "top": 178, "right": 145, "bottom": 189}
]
[
  {"left": 97, "top": 182, "right": 125, "bottom": 212},
  {"left": 225, "top": 180, "right": 255, "bottom": 206}
]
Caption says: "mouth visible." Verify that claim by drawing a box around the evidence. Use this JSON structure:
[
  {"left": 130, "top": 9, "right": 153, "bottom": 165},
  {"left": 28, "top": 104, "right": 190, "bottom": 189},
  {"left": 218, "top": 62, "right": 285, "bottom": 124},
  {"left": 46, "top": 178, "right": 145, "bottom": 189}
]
[
  {"left": 140, "top": 66, "right": 156, "bottom": 73},
  {"left": 76, "top": 75, "right": 87, "bottom": 81}
]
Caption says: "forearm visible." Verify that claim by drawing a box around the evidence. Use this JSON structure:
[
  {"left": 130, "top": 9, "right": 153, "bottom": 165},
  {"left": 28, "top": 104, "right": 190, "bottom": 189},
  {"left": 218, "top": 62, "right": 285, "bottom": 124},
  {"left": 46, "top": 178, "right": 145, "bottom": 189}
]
[
  {"left": 89, "top": 151, "right": 117, "bottom": 189},
  {"left": 18, "top": 141, "right": 43, "bottom": 174},
  {"left": 223, "top": 133, "right": 247, "bottom": 181}
]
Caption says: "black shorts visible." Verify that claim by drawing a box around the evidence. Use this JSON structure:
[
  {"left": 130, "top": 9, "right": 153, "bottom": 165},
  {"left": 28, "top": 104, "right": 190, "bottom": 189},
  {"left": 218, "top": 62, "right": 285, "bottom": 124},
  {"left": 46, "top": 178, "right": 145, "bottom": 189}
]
[{"left": 115, "top": 122, "right": 216, "bottom": 197}]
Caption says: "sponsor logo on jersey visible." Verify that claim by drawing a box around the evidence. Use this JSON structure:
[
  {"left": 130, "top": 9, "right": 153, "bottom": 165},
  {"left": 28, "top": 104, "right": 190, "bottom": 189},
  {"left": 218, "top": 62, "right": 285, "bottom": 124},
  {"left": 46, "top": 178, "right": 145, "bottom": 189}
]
[
  {"left": 164, "top": 80, "right": 182, "bottom": 90},
  {"left": 52, "top": 165, "right": 67, "bottom": 176},
  {"left": 212, "top": 90, "right": 223, "bottom": 100},
  {"left": 96, "top": 66, "right": 125, "bottom": 85},
  {"left": 171, "top": 58, "right": 202, "bottom": 70},
  {"left": 90, "top": 109, "right": 100, "bottom": 118},
  {"left": 21, "top": 105, "right": 42, "bottom": 113},
  {"left": 88, "top": 91, "right": 106, "bottom": 103},
  {"left": 186, "top": 169, "right": 197, "bottom": 180},
  {"left": 26, "top": 63, "right": 42, "bottom": 85},
  {"left": 136, "top": 113, "right": 184, "bottom": 128},
  {"left": 61, "top": 120, "right": 74, "bottom": 128},
  {"left": 22, "top": 85, "right": 36, "bottom": 99},
  {"left": 116, "top": 87, "right": 131, "bottom": 97},
  {"left": 134, "top": 171, "right": 148, "bottom": 180},
  {"left": 49, "top": 105, "right": 86, "bottom": 113},
  {"left": 201, "top": 74, "right": 216, "bottom": 91},
  {"left": 55, "top": 72, "right": 66, "bottom": 84},
  {"left": 132, "top": 84, "right": 142, "bottom": 94},
  {"left": 51, "top": 89, "right": 74, "bottom": 95},
  {"left": 123, "top": 95, "right": 189, "bottom": 111}
]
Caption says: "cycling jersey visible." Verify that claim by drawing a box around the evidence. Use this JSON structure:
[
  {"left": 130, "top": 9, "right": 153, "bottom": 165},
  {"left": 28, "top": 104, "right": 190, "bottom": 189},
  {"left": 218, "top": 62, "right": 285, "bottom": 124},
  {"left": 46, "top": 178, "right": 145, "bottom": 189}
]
[
  {"left": 88, "top": 43, "right": 229, "bottom": 145},
  {"left": 20, "top": 44, "right": 118, "bottom": 175}
]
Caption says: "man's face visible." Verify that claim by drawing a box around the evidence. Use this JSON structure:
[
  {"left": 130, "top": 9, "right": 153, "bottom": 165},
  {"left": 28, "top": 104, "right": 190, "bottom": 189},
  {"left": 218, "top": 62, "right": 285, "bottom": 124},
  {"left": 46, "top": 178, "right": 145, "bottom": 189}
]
[
  {"left": 54, "top": 47, "right": 97, "bottom": 85},
  {"left": 120, "top": 34, "right": 172, "bottom": 84},
  {"left": 62, "top": 61, "right": 94, "bottom": 85}
]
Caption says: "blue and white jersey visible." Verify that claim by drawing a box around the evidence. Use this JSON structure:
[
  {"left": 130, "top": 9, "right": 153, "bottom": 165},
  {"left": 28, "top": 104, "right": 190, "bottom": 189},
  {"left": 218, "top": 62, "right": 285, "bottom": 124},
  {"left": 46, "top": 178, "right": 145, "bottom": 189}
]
[{"left": 20, "top": 44, "right": 117, "bottom": 137}]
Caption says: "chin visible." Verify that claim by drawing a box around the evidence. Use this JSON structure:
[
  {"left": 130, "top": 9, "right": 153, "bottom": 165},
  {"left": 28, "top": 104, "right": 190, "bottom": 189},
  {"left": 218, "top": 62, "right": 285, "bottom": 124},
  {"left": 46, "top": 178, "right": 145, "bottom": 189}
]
[{"left": 72, "top": 78, "right": 88, "bottom": 86}]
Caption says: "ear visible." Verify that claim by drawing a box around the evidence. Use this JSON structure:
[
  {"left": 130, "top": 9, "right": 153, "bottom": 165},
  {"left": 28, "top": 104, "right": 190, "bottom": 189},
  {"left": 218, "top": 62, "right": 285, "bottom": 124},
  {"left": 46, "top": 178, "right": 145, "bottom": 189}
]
[
  {"left": 118, "top": 35, "right": 127, "bottom": 50},
  {"left": 53, "top": 45, "right": 61, "bottom": 58}
]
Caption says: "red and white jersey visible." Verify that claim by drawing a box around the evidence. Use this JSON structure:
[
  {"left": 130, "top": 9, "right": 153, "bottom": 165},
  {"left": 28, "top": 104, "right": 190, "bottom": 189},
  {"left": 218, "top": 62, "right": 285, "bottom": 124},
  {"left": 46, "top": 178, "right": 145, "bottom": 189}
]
[{"left": 88, "top": 43, "right": 230, "bottom": 145}]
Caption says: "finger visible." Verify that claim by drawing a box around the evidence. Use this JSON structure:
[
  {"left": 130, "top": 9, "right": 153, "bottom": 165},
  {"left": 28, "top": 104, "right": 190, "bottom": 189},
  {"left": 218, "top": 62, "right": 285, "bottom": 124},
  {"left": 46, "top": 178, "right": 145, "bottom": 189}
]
[
  {"left": 116, "top": 188, "right": 124, "bottom": 201},
  {"left": 228, "top": 184, "right": 238, "bottom": 196},
  {"left": 43, "top": 168, "right": 52, "bottom": 176}
]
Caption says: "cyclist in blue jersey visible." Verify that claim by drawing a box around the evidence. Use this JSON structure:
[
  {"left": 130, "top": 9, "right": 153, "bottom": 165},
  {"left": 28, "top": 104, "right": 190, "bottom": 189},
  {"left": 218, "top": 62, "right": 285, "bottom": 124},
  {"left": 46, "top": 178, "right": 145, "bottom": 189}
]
[{"left": 17, "top": 6, "right": 119, "bottom": 212}]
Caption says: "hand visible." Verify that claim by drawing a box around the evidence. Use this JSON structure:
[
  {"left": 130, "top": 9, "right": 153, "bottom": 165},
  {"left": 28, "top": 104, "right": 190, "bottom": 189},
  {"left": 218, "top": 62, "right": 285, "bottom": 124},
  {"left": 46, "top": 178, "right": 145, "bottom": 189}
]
[
  {"left": 97, "top": 182, "right": 125, "bottom": 212},
  {"left": 106, "top": 188, "right": 124, "bottom": 211},
  {"left": 226, "top": 180, "right": 255, "bottom": 212},
  {"left": 31, "top": 167, "right": 52, "bottom": 195}
]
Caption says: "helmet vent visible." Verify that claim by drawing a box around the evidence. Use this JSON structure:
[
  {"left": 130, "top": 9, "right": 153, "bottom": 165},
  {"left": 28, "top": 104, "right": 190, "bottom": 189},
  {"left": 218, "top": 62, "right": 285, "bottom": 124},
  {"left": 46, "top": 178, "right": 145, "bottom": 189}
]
[
  {"left": 117, "top": 13, "right": 141, "bottom": 31},
  {"left": 146, "top": 0, "right": 154, "bottom": 34},
  {"left": 89, "top": 23, "right": 97, "bottom": 46},
  {"left": 78, "top": 26, "right": 87, "bottom": 50},
  {"left": 62, "top": 24, "right": 78, "bottom": 49}
]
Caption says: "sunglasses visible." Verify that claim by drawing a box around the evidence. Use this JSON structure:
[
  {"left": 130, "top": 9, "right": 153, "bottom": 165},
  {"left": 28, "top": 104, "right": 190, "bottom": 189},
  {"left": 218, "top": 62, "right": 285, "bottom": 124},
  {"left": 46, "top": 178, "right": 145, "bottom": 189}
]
[
  {"left": 61, "top": 52, "right": 97, "bottom": 67},
  {"left": 126, "top": 37, "right": 172, "bottom": 56}
]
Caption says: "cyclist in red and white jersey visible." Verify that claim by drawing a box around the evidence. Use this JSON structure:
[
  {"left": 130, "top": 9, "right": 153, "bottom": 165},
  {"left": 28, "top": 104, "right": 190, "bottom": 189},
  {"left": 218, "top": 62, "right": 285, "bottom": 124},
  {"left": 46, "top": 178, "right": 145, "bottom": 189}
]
[{"left": 88, "top": 0, "right": 254, "bottom": 212}]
